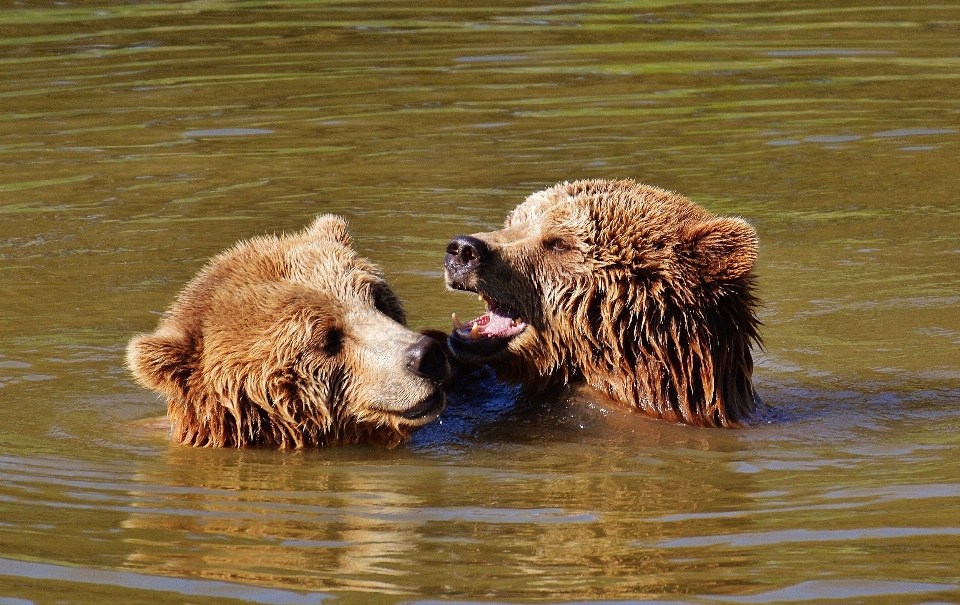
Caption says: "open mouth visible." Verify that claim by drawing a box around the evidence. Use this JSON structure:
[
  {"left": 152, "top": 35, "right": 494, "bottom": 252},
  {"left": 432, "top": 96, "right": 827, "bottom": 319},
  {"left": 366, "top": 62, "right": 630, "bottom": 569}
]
[{"left": 449, "top": 293, "right": 527, "bottom": 357}]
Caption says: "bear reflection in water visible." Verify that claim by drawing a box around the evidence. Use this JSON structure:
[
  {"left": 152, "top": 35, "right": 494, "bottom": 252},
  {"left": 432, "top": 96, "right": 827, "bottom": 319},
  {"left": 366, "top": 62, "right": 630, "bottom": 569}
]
[
  {"left": 127, "top": 215, "right": 450, "bottom": 448},
  {"left": 445, "top": 179, "right": 763, "bottom": 428}
]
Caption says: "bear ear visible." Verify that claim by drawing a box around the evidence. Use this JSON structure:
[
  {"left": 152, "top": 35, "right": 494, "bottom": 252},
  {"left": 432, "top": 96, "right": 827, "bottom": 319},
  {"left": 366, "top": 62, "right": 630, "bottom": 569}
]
[
  {"left": 686, "top": 216, "right": 758, "bottom": 282},
  {"left": 126, "top": 327, "right": 196, "bottom": 398},
  {"left": 305, "top": 214, "right": 352, "bottom": 247}
]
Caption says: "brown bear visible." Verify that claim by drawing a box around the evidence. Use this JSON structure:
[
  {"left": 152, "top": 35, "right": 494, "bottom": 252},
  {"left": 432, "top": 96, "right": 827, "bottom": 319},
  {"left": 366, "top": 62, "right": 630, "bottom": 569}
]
[
  {"left": 127, "top": 215, "right": 450, "bottom": 448},
  {"left": 443, "top": 179, "right": 762, "bottom": 428}
]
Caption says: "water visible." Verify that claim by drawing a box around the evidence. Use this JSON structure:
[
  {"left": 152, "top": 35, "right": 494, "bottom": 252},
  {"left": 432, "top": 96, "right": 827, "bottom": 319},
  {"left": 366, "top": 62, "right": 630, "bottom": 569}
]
[{"left": 1, "top": 1, "right": 958, "bottom": 603}]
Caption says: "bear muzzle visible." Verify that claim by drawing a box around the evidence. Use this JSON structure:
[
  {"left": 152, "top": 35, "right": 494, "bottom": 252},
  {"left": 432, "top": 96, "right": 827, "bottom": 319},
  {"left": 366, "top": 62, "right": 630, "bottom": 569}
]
[
  {"left": 443, "top": 234, "right": 530, "bottom": 360},
  {"left": 398, "top": 336, "right": 449, "bottom": 423},
  {"left": 444, "top": 235, "right": 488, "bottom": 286},
  {"left": 406, "top": 335, "right": 450, "bottom": 382},
  {"left": 397, "top": 391, "right": 446, "bottom": 422}
]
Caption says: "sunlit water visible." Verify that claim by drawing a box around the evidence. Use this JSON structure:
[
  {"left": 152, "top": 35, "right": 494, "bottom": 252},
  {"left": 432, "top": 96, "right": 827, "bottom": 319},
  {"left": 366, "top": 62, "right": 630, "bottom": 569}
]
[{"left": 1, "top": 1, "right": 958, "bottom": 604}]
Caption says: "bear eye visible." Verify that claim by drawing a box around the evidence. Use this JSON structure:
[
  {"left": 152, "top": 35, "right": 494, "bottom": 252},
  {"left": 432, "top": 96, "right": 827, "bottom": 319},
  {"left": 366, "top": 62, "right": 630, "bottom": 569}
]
[
  {"left": 544, "top": 237, "right": 571, "bottom": 252},
  {"left": 321, "top": 328, "right": 344, "bottom": 356},
  {"left": 374, "top": 293, "right": 392, "bottom": 315},
  {"left": 371, "top": 286, "right": 405, "bottom": 323}
]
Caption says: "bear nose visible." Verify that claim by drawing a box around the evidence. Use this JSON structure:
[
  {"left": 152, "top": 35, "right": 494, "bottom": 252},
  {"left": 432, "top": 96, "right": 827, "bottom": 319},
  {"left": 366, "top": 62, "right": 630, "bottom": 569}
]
[
  {"left": 407, "top": 335, "right": 450, "bottom": 382},
  {"left": 445, "top": 235, "right": 488, "bottom": 275}
]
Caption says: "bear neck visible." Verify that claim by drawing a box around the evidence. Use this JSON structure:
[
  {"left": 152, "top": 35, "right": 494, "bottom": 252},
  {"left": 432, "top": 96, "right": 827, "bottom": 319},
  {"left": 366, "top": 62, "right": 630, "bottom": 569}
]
[
  {"left": 570, "top": 275, "right": 761, "bottom": 427},
  {"left": 166, "top": 366, "right": 414, "bottom": 448}
]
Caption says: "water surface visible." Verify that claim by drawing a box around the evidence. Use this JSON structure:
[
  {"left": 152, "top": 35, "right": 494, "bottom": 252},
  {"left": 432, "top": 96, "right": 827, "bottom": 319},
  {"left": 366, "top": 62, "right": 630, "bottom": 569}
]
[{"left": 1, "top": 1, "right": 958, "bottom": 604}]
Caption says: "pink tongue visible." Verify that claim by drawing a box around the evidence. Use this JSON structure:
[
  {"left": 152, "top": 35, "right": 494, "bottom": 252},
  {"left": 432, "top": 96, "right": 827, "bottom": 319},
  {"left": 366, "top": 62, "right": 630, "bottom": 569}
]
[{"left": 479, "top": 312, "right": 515, "bottom": 336}]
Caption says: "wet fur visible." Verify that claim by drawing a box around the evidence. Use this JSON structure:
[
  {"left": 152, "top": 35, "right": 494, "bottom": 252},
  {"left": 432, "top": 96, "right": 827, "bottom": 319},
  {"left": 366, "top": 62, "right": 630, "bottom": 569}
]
[
  {"left": 127, "top": 216, "right": 446, "bottom": 448},
  {"left": 451, "top": 179, "right": 762, "bottom": 427}
]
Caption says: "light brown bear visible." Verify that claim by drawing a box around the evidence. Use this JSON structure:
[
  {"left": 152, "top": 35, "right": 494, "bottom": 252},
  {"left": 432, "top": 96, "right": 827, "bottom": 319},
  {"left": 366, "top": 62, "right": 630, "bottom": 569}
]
[
  {"left": 127, "top": 215, "right": 450, "bottom": 448},
  {"left": 444, "top": 179, "right": 762, "bottom": 428}
]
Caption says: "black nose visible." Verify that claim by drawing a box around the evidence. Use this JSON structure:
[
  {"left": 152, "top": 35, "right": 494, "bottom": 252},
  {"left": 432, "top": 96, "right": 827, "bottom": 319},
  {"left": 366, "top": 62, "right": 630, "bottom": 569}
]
[
  {"left": 407, "top": 335, "right": 450, "bottom": 382},
  {"left": 445, "top": 235, "right": 488, "bottom": 276}
]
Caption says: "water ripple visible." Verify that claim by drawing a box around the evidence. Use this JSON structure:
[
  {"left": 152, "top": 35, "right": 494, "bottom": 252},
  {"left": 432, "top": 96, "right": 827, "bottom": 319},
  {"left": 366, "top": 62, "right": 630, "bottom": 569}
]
[
  {"left": 182, "top": 128, "right": 275, "bottom": 137},
  {"left": 712, "top": 579, "right": 958, "bottom": 603},
  {"left": 0, "top": 557, "right": 331, "bottom": 604},
  {"left": 654, "top": 527, "right": 960, "bottom": 548}
]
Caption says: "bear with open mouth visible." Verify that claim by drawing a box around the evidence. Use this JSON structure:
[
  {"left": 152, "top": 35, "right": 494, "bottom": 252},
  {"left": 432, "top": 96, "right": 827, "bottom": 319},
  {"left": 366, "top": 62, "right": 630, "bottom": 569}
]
[
  {"left": 127, "top": 215, "right": 450, "bottom": 448},
  {"left": 443, "top": 179, "right": 762, "bottom": 428}
]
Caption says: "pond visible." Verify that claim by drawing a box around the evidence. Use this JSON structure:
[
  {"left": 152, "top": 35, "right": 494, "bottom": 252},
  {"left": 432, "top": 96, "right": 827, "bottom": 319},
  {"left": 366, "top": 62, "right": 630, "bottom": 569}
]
[{"left": 1, "top": 1, "right": 958, "bottom": 604}]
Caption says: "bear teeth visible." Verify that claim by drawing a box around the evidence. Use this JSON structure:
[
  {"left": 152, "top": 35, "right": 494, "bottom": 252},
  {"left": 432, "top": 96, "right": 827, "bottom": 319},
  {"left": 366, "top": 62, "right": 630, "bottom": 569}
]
[{"left": 450, "top": 292, "right": 526, "bottom": 343}]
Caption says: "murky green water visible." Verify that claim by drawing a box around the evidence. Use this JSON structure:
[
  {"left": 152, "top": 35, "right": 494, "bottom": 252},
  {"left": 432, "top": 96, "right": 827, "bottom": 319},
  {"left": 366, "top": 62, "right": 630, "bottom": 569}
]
[{"left": 1, "top": 1, "right": 958, "bottom": 603}]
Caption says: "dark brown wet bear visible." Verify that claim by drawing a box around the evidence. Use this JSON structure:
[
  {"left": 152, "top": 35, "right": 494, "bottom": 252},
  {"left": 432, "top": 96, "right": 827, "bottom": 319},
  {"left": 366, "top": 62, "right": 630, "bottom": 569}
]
[
  {"left": 127, "top": 215, "right": 450, "bottom": 448},
  {"left": 444, "top": 179, "right": 762, "bottom": 427}
]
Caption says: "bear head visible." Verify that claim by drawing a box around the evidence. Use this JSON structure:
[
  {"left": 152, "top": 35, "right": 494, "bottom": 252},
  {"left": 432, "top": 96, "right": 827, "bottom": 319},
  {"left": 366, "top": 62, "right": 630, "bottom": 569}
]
[
  {"left": 444, "top": 179, "right": 761, "bottom": 427},
  {"left": 128, "top": 215, "right": 449, "bottom": 448}
]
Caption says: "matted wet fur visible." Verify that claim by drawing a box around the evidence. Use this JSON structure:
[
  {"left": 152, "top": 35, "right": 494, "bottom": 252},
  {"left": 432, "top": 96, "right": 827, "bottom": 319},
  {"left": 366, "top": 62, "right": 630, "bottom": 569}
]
[
  {"left": 127, "top": 215, "right": 449, "bottom": 448},
  {"left": 444, "top": 179, "right": 762, "bottom": 427}
]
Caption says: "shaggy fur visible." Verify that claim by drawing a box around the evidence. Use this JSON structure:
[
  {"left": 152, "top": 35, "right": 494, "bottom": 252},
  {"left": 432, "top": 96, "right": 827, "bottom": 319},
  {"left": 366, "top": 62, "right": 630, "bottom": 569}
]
[
  {"left": 128, "top": 215, "right": 449, "bottom": 448},
  {"left": 444, "top": 179, "right": 762, "bottom": 427}
]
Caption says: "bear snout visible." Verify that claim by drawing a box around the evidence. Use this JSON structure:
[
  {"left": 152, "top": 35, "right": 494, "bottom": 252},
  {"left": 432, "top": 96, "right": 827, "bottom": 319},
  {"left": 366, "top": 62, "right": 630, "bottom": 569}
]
[
  {"left": 406, "top": 335, "right": 450, "bottom": 382},
  {"left": 445, "top": 235, "right": 489, "bottom": 284}
]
